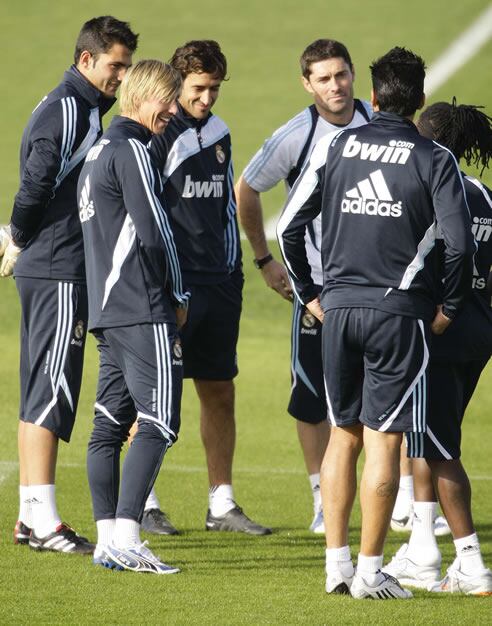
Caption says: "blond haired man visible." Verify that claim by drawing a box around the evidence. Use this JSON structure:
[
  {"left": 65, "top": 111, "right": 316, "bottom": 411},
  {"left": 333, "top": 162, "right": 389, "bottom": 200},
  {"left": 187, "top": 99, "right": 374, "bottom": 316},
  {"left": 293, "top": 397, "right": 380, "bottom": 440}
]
[{"left": 78, "top": 60, "right": 189, "bottom": 574}]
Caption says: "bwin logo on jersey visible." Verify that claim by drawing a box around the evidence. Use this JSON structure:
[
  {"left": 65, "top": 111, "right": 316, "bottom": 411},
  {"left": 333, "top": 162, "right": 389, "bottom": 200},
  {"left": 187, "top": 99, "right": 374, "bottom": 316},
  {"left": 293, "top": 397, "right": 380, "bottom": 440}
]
[
  {"left": 472, "top": 261, "right": 486, "bottom": 290},
  {"left": 341, "top": 169, "right": 402, "bottom": 217},
  {"left": 342, "top": 134, "right": 414, "bottom": 165},
  {"left": 79, "top": 175, "right": 95, "bottom": 223},
  {"left": 182, "top": 174, "right": 223, "bottom": 198},
  {"left": 471, "top": 216, "right": 492, "bottom": 242}
]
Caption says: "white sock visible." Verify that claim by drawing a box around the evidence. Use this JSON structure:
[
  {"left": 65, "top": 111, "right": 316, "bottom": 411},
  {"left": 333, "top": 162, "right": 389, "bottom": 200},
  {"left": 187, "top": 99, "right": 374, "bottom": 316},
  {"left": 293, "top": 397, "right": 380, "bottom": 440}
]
[
  {"left": 19, "top": 485, "right": 33, "bottom": 527},
  {"left": 29, "top": 484, "right": 61, "bottom": 537},
  {"left": 454, "top": 533, "right": 486, "bottom": 575},
  {"left": 326, "top": 546, "right": 353, "bottom": 576},
  {"left": 309, "top": 473, "right": 322, "bottom": 512},
  {"left": 209, "top": 484, "right": 235, "bottom": 517},
  {"left": 144, "top": 487, "right": 160, "bottom": 512},
  {"left": 96, "top": 519, "right": 116, "bottom": 547},
  {"left": 357, "top": 553, "right": 384, "bottom": 585},
  {"left": 113, "top": 518, "right": 141, "bottom": 548},
  {"left": 407, "top": 501, "right": 441, "bottom": 565},
  {"left": 392, "top": 475, "right": 414, "bottom": 520}
]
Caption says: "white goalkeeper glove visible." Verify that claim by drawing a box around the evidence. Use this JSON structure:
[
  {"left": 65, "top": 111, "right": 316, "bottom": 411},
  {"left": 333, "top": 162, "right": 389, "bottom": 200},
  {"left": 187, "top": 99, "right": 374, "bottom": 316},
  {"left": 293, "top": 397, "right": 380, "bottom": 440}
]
[
  {"left": 0, "top": 237, "right": 21, "bottom": 277},
  {"left": 0, "top": 225, "right": 11, "bottom": 258}
]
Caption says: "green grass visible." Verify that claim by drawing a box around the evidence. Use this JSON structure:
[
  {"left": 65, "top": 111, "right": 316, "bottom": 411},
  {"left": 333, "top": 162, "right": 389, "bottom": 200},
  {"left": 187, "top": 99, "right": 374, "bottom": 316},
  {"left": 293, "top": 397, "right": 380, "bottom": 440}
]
[
  {"left": 0, "top": 247, "right": 491, "bottom": 624},
  {"left": 0, "top": 1, "right": 491, "bottom": 623}
]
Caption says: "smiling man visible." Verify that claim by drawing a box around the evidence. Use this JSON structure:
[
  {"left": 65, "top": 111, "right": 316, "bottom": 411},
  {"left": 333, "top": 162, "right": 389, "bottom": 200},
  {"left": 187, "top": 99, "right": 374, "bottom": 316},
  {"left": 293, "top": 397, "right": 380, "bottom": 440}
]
[
  {"left": 147, "top": 40, "right": 271, "bottom": 536},
  {"left": 235, "top": 39, "right": 371, "bottom": 534},
  {"left": 79, "top": 59, "right": 189, "bottom": 574},
  {"left": 4, "top": 16, "right": 137, "bottom": 555}
]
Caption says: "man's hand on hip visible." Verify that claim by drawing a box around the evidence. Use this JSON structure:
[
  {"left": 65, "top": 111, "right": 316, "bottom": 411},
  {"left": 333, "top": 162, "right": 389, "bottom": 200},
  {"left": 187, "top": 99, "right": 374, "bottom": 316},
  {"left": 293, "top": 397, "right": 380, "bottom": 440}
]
[
  {"left": 306, "top": 296, "right": 324, "bottom": 323},
  {"left": 175, "top": 306, "right": 188, "bottom": 330},
  {"left": 431, "top": 305, "right": 452, "bottom": 335}
]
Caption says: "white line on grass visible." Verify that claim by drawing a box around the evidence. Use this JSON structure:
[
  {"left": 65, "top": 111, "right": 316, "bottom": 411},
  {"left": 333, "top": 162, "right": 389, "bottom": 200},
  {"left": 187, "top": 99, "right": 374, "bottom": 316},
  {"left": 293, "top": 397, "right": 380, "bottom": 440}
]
[
  {"left": 0, "top": 460, "right": 490, "bottom": 479},
  {"left": 425, "top": 4, "right": 492, "bottom": 96},
  {"left": 259, "top": 4, "right": 492, "bottom": 241}
]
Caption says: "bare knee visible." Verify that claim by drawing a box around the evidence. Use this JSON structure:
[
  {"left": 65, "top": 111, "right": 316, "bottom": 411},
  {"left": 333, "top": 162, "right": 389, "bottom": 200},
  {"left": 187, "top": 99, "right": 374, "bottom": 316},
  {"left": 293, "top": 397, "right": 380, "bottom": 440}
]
[
  {"left": 195, "top": 379, "right": 235, "bottom": 418},
  {"left": 321, "top": 425, "right": 363, "bottom": 474}
]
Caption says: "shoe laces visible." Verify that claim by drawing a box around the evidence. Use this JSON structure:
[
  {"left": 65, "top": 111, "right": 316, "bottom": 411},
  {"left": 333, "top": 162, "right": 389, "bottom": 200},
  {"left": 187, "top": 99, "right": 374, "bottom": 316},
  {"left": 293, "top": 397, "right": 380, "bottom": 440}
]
[
  {"left": 387, "top": 543, "right": 408, "bottom": 566},
  {"left": 134, "top": 540, "right": 161, "bottom": 564}
]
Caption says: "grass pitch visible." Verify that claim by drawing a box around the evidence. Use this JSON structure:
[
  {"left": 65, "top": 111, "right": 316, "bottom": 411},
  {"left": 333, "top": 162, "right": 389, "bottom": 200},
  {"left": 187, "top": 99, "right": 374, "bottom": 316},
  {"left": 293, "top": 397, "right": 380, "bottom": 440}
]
[
  {"left": 0, "top": 249, "right": 491, "bottom": 625},
  {"left": 0, "top": 1, "right": 491, "bottom": 623}
]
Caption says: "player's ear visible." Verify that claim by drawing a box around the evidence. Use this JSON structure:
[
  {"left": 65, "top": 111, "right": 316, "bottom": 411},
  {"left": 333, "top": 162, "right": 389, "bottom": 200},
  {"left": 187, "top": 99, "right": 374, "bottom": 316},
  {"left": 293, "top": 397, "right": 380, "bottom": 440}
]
[
  {"left": 301, "top": 74, "right": 314, "bottom": 95},
  {"left": 370, "top": 89, "right": 379, "bottom": 111},
  {"left": 418, "top": 93, "right": 426, "bottom": 110},
  {"left": 78, "top": 50, "right": 93, "bottom": 70},
  {"left": 351, "top": 65, "right": 355, "bottom": 82}
]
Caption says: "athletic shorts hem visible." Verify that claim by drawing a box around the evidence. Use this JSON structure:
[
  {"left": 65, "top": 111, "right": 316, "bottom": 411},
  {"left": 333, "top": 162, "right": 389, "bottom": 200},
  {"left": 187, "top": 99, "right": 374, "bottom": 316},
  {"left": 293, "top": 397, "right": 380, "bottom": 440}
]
[
  {"left": 186, "top": 369, "right": 238, "bottom": 381},
  {"left": 19, "top": 415, "right": 73, "bottom": 443},
  {"left": 287, "top": 405, "right": 327, "bottom": 425}
]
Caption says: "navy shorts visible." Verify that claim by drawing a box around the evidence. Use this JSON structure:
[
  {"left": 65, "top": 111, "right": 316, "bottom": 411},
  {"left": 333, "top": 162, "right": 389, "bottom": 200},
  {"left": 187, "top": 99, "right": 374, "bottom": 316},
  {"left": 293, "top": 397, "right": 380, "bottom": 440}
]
[
  {"left": 180, "top": 271, "right": 243, "bottom": 380},
  {"left": 406, "top": 358, "right": 489, "bottom": 460},
  {"left": 93, "top": 323, "right": 182, "bottom": 444},
  {"left": 288, "top": 298, "right": 327, "bottom": 424},
  {"left": 322, "top": 308, "right": 430, "bottom": 433},
  {"left": 16, "top": 277, "right": 87, "bottom": 442}
]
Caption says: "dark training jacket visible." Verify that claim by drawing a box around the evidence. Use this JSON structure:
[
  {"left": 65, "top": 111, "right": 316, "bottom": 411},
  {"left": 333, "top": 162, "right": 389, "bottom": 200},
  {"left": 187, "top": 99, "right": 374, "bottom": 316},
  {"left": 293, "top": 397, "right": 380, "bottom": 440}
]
[
  {"left": 150, "top": 104, "right": 241, "bottom": 285},
  {"left": 11, "top": 65, "right": 115, "bottom": 281},
  {"left": 78, "top": 116, "right": 189, "bottom": 331},
  {"left": 278, "top": 112, "right": 475, "bottom": 322},
  {"left": 432, "top": 175, "right": 492, "bottom": 362}
]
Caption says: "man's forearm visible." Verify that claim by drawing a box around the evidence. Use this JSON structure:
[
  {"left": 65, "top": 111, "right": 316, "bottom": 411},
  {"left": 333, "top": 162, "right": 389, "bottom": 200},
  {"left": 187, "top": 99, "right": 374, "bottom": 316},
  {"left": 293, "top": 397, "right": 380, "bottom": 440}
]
[
  {"left": 236, "top": 176, "right": 293, "bottom": 300},
  {"left": 235, "top": 176, "right": 270, "bottom": 258}
]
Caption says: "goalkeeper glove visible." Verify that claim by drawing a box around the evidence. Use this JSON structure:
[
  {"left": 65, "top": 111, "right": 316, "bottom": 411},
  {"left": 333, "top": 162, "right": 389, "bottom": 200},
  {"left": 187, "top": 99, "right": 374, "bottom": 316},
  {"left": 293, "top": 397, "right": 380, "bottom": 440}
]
[
  {"left": 0, "top": 225, "right": 11, "bottom": 258},
  {"left": 0, "top": 239, "right": 21, "bottom": 277}
]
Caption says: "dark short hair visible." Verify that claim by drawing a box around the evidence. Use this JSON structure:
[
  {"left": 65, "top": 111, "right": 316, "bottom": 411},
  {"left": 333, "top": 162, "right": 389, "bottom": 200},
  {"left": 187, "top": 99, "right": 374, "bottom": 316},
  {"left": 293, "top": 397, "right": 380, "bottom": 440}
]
[
  {"left": 418, "top": 98, "right": 492, "bottom": 174},
  {"left": 74, "top": 16, "right": 138, "bottom": 64},
  {"left": 370, "top": 47, "right": 425, "bottom": 117},
  {"left": 170, "top": 40, "right": 227, "bottom": 80},
  {"left": 300, "top": 39, "right": 353, "bottom": 78}
]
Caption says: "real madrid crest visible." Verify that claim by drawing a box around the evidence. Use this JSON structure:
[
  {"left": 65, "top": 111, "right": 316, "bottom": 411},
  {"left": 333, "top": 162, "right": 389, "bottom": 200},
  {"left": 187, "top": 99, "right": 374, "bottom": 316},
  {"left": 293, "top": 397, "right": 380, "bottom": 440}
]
[
  {"left": 302, "top": 312, "right": 316, "bottom": 329},
  {"left": 173, "top": 341, "right": 183, "bottom": 359},
  {"left": 215, "top": 144, "right": 225, "bottom": 164},
  {"left": 74, "top": 320, "right": 85, "bottom": 339}
]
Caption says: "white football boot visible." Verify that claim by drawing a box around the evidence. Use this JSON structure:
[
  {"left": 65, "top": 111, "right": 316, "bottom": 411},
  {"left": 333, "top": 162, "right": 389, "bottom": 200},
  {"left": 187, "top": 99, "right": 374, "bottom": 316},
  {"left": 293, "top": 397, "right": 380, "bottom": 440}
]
[
  {"left": 428, "top": 558, "right": 492, "bottom": 595},
  {"left": 383, "top": 543, "right": 441, "bottom": 589},
  {"left": 351, "top": 571, "right": 413, "bottom": 599}
]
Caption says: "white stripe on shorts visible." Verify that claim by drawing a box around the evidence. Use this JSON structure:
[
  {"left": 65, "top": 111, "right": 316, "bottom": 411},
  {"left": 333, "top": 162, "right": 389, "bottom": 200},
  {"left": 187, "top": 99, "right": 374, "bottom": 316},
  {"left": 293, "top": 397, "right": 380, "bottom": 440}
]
[
  {"left": 426, "top": 426, "right": 453, "bottom": 460},
  {"left": 35, "top": 282, "right": 74, "bottom": 426},
  {"left": 379, "top": 319, "right": 429, "bottom": 432}
]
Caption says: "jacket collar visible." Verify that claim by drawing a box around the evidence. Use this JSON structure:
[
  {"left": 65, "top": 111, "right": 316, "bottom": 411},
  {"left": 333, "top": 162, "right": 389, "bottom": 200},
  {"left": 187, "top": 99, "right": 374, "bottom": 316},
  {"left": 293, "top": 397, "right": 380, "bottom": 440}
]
[
  {"left": 109, "top": 115, "right": 153, "bottom": 143},
  {"left": 175, "top": 101, "right": 212, "bottom": 129},
  {"left": 370, "top": 111, "right": 418, "bottom": 132},
  {"left": 63, "top": 65, "right": 116, "bottom": 115}
]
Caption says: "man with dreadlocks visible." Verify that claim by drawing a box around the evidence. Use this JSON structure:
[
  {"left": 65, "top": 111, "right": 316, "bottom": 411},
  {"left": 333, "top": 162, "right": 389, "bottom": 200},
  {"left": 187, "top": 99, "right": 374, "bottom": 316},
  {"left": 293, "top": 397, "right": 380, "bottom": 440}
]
[{"left": 384, "top": 99, "right": 492, "bottom": 596}]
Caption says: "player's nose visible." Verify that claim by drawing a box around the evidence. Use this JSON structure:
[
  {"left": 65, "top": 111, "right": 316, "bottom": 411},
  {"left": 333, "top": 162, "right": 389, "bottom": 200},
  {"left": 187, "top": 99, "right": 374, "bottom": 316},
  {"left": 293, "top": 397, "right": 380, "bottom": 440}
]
[{"left": 200, "top": 90, "right": 214, "bottom": 107}]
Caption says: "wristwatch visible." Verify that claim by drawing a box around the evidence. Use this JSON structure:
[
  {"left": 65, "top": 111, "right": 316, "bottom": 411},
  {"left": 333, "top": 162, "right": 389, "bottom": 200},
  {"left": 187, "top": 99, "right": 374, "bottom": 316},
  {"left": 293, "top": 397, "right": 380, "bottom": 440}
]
[{"left": 253, "top": 253, "right": 273, "bottom": 269}]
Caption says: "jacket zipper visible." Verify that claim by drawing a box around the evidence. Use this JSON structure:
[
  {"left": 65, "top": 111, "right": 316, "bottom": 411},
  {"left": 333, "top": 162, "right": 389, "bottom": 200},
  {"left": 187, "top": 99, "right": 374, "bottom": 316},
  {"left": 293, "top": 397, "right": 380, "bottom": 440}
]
[{"left": 196, "top": 127, "right": 203, "bottom": 148}]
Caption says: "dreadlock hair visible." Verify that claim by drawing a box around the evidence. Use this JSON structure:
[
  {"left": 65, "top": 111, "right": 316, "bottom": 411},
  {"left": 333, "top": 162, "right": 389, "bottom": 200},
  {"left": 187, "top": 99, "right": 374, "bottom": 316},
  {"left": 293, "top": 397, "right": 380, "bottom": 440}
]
[{"left": 417, "top": 98, "right": 492, "bottom": 175}]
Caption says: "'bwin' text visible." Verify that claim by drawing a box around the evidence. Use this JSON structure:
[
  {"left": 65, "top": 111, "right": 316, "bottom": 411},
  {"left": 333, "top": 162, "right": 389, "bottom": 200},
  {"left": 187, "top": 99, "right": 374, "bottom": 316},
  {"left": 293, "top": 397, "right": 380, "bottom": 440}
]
[
  {"left": 182, "top": 175, "right": 223, "bottom": 198},
  {"left": 342, "top": 135, "right": 414, "bottom": 165}
]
